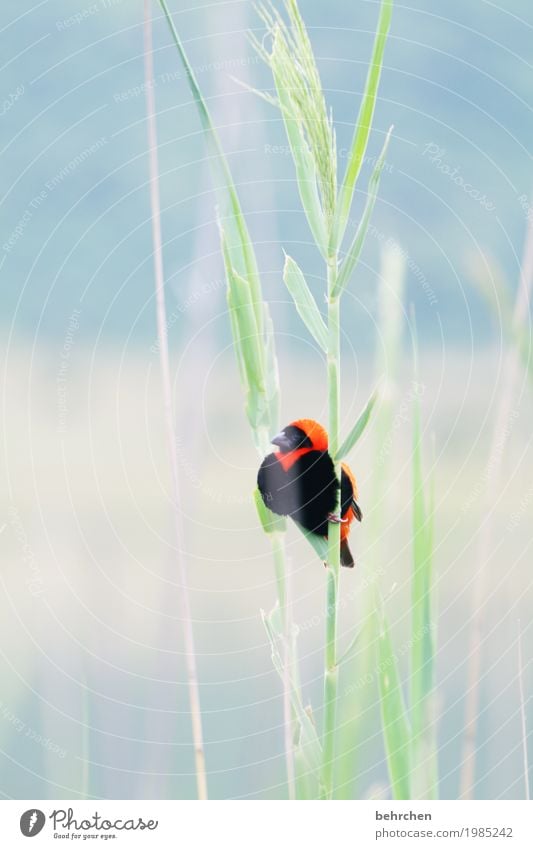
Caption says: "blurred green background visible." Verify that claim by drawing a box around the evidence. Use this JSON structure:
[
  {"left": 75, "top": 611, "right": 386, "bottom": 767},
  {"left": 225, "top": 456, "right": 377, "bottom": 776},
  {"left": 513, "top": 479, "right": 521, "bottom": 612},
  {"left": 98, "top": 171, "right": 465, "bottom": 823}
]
[{"left": 1, "top": 0, "right": 532, "bottom": 799}]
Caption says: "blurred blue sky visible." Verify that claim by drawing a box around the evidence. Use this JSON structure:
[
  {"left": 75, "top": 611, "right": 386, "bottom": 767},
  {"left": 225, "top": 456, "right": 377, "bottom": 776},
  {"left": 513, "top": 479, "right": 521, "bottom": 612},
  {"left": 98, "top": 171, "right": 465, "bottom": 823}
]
[{"left": 2, "top": 0, "right": 532, "bottom": 352}]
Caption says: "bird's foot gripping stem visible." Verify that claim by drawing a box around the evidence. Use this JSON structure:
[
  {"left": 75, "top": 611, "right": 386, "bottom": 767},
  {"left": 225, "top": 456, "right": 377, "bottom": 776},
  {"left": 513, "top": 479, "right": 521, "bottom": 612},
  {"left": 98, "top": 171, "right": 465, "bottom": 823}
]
[{"left": 327, "top": 513, "right": 348, "bottom": 524}]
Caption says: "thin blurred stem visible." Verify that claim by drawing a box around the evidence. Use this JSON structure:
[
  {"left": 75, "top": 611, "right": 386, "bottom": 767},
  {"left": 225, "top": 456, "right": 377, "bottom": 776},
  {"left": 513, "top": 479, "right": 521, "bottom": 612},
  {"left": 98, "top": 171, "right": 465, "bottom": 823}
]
[
  {"left": 322, "top": 256, "right": 341, "bottom": 799},
  {"left": 517, "top": 621, "right": 530, "bottom": 801},
  {"left": 460, "top": 215, "right": 533, "bottom": 799},
  {"left": 143, "top": 1, "right": 208, "bottom": 801}
]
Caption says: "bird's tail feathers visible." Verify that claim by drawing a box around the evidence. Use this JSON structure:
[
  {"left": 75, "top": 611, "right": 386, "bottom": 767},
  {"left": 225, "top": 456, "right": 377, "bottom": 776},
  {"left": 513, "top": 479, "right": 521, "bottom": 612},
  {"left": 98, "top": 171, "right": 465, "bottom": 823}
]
[{"left": 340, "top": 539, "right": 355, "bottom": 568}]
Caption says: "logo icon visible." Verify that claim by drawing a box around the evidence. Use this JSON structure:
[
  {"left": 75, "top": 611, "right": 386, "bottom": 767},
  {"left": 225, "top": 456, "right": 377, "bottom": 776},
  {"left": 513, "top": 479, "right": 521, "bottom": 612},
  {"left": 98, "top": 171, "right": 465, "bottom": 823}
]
[{"left": 20, "top": 810, "right": 46, "bottom": 837}]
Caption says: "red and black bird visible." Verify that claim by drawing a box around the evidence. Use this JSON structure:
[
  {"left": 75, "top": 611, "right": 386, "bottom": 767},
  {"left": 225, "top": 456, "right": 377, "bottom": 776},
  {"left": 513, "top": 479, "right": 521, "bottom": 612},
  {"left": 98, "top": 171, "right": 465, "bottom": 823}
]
[{"left": 257, "top": 418, "right": 362, "bottom": 567}]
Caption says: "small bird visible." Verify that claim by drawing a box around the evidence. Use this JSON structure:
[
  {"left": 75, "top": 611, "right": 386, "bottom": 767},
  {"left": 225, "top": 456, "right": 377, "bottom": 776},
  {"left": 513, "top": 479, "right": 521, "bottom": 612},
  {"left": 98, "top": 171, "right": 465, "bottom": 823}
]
[{"left": 257, "top": 418, "right": 362, "bottom": 567}]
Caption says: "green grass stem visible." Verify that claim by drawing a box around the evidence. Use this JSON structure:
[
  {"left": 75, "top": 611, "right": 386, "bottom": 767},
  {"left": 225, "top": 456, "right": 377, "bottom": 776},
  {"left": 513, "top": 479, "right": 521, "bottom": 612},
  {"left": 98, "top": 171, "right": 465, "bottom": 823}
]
[{"left": 322, "top": 261, "right": 341, "bottom": 799}]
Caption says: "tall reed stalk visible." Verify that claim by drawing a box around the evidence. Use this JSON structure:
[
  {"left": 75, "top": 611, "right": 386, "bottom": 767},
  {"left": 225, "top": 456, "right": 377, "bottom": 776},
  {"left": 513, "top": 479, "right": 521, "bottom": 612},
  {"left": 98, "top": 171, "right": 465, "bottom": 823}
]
[
  {"left": 249, "top": 0, "right": 393, "bottom": 799},
  {"left": 323, "top": 259, "right": 341, "bottom": 797},
  {"left": 143, "top": 1, "right": 207, "bottom": 800},
  {"left": 158, "top": 0, "right": 393, "bottom": 799}
]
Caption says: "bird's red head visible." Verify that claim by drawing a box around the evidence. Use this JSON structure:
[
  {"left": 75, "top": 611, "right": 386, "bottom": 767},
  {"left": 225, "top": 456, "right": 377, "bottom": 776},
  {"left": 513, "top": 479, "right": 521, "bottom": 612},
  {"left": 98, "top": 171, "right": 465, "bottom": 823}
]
[{"left": 271, "top": 419, "right": 328, "bottom": 454}]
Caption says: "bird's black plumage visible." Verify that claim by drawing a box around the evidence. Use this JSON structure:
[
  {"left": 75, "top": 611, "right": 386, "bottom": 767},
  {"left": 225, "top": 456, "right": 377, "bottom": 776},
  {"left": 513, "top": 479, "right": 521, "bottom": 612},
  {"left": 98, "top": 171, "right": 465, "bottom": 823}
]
[{"left": 257, "top": 449, "right": 355, "bottom": 536}]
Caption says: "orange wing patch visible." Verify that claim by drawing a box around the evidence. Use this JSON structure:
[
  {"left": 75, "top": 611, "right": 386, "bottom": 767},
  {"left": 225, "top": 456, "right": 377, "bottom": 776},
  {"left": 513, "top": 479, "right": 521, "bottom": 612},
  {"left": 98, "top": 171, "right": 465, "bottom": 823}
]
[
  {"left": 340, "top": 462, "right": 360, "bottom": 541},
  {"left": 341, "top": 462, "right": 358, "bottom": 499}
]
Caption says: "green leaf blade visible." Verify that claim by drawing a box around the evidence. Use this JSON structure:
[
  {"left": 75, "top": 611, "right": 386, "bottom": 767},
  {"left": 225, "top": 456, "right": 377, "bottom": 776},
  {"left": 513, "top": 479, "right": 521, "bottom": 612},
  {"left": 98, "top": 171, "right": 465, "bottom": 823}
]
[
  {"left": 263, "top": 302, "right": 281, "bottom": 433},
  {"left": 261, "top": 605, "right": 323, "bottom": 785},
  {"left": 294, "top": 522, "right": 329, "bottom": 561},
  {"left": 283, "top": 254, "right": 328, "bottom": 350},
  {"left": 158, "top": 0, "right": 264, "bottom": 334},
  {"left": 333, "top": 0, "right": 393, "bottom": 250},
  {"left": 254, "top": 488, "right": 287, "bottom": 535},
  {"left": 335, "top": 389, "right": 379, "bottom": 460},
  {"left": 221, "top": 224, "right": 273, "bottom": 432},
  {"left": 332, "top": 126, "right": 393, "bottom": 299},
  {"left": 376, "top": 606, "right": 412, "bottom": 800},
  {"left": 228, "top": 273, "right": 265, "bottom": 391}
]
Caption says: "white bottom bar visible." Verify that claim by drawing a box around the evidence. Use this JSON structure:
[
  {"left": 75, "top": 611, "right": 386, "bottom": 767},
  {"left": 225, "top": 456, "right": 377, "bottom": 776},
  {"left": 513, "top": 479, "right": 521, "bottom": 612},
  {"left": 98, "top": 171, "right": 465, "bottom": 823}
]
[{"left": 0, "top": 800, "right": 531, "bottom": 847}]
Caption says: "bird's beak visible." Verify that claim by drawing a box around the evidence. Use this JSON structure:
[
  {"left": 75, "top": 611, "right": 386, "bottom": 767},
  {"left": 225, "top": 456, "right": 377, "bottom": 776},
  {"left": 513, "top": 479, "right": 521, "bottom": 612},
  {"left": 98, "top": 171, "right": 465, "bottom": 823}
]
[{"left": 271, "top": 431, "right": 292, "bottom": 452}]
